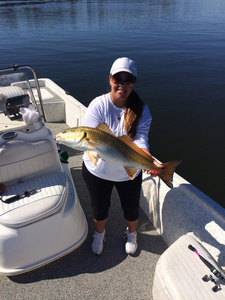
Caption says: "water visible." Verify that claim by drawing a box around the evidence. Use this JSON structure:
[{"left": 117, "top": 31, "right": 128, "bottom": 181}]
[{"left": 0, "top": 0, "right": 225, "bottom": 208}]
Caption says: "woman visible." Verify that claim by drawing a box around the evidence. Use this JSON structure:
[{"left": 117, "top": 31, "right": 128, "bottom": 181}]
[{"left": 82, "top": 57, "right": 162, "bottom": 255}]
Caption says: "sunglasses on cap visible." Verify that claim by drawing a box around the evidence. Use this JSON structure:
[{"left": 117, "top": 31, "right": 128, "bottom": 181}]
[{"left": 111, "top": 75, "right": 136, "bottom": 87}]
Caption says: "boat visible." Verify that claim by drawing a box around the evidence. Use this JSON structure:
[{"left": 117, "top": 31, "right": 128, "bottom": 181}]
[
  {"left": 0, "top": 65, "right": 224, "bottom": 298},
  {"left": 0, "top": 65, "right": 88, "bottom": 275}
]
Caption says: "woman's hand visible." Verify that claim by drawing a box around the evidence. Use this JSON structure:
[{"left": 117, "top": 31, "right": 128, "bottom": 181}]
[{"left": 141, "top": 148, "right": 164, "bottom": 177}]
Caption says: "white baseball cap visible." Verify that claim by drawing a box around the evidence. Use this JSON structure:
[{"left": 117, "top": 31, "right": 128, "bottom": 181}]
[{"left": 110, "top": 57, "right": 137, "bottom": 78}]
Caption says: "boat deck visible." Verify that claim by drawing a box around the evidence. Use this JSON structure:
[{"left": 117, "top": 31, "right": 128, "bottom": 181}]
[{"left": 0, "top": 122, "right": 167, "bottom": 300}]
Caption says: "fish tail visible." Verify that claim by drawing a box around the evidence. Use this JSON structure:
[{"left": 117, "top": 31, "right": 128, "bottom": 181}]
[{"left": 159, "top": 160, "right": 181, "bottom": 188}]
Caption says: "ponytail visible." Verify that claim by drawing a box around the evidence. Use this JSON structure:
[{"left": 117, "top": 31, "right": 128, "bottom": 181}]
[{"left": 124, "top": 90, "right": 144, "bottom": 139}]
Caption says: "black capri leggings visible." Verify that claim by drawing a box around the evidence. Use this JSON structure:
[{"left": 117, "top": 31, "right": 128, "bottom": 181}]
[{"left": 82, "top": 162, "right": 142, "bottom": 222}]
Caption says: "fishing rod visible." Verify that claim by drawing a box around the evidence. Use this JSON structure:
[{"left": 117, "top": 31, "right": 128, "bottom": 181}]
[
  {"left": 188, "top": 244, "right": 225, "bottom": 292},
  {"left": 0, "top": 187, "right": 39, "bottom": 204}
]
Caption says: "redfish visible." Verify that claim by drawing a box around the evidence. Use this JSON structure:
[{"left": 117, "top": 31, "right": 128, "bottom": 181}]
[{"left": 56, "top": 123, "right": 180, "bottom": 188}]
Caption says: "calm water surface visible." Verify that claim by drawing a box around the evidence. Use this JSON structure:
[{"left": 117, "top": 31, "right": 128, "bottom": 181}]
[{"left": 0, "top": 0, "right": 225, "bottom": 208}]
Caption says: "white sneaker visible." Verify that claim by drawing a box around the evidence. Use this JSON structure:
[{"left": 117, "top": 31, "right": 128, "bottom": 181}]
[
  {"left": 91, "top": 229, "right": 106, "bottom": 255},
  {"left": 125, "top": 228, "right": 138, "bottom": 255}
]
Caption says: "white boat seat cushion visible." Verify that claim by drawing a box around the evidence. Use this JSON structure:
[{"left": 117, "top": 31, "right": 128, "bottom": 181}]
[
  {"left": 0, "top": 86, "right": 26, "bottom": 99},
  {"left": 0, "top": 172, "right": 67, "bottom": 228},
  {"left": 153, "top": 234, "right": 225, "bottom": 300},
  {"left": 0, "top": 139, "right": 59, "bottom": 184}
]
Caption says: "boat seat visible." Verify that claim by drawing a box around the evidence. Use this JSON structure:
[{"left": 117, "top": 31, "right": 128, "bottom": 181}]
[
  {"left": 0, "top": 139, "right": 61, "bottom": 185},
  {"left": 0, "top": 86, "right": 26, "bottom": 100},
  {"left": 152, "top": 234, "right": 225, "bottom": 300},
  {"left": 0, "top": 171, "right": 67, "bottom": 228}
]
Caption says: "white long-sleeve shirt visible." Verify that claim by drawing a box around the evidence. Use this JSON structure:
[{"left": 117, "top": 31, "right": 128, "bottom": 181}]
[{"left": 83, "top": 92, "right": 152, "bottom": 181}]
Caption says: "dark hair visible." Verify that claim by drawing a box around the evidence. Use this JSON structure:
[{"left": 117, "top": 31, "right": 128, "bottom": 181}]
[{"left": 124, "top": 90, "right": 145, "bottom": 139}]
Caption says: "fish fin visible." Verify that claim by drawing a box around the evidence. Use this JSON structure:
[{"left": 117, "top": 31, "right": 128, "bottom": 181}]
[
  {"left": 96, "top": 124, "right": 153, "bottom": 162},
  {"left": 118, "top": 136, "right": 154, "bottom": 162},
  {"left": 96, "top": 123, "right": 115, "bottom": 136},
  {"left": 87, "top": 151, "right": 100, "bottom": 166},
  {"left": 158, "top": 160, "right": 181, "bottom": 188},
  {"left": 124, "top": 167, "right": 140, "bottom": 180}
]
